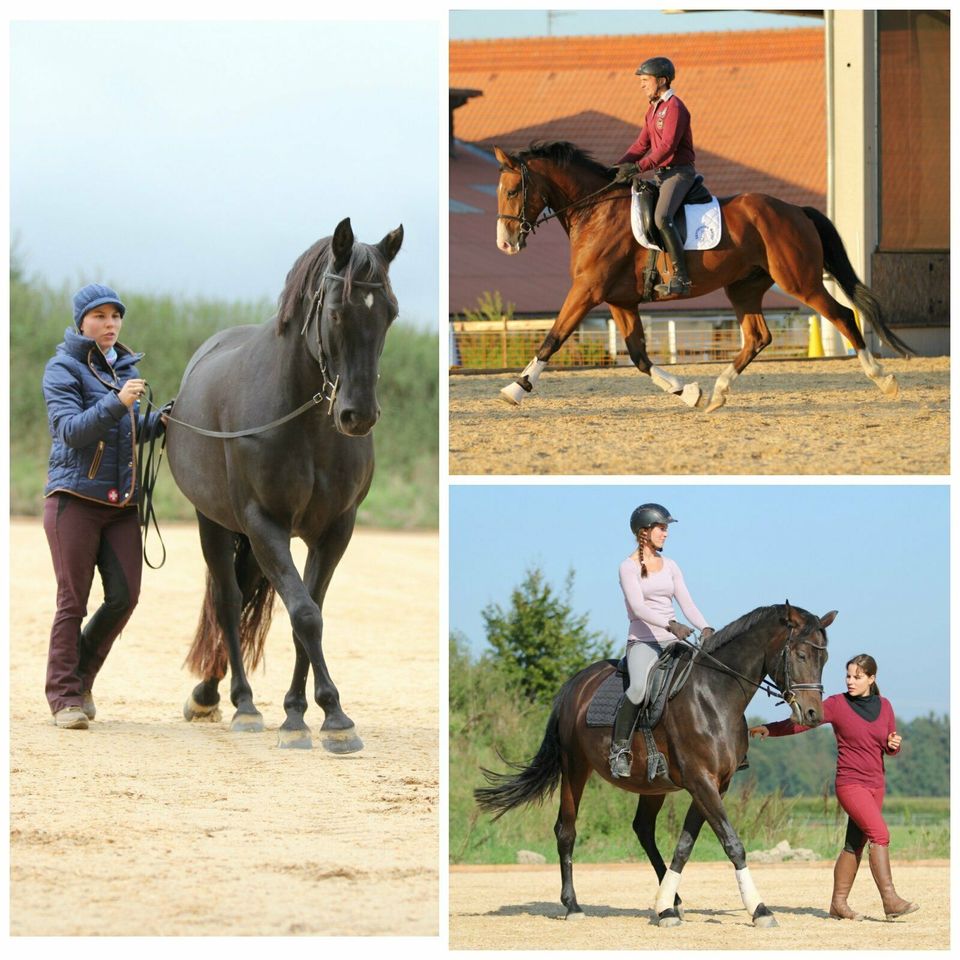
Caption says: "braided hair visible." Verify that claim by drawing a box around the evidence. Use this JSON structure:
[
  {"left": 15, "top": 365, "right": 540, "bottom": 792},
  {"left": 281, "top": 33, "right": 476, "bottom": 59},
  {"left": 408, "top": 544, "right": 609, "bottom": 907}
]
[{"left": 636, "top": 526, "right": 661, "bottom": 578}]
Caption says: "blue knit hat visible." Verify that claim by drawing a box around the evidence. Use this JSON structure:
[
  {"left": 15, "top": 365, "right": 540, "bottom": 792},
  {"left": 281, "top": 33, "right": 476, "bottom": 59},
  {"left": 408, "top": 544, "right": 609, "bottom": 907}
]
[{"left": 73, "top": 283, "right": 126, "bottom": 328}]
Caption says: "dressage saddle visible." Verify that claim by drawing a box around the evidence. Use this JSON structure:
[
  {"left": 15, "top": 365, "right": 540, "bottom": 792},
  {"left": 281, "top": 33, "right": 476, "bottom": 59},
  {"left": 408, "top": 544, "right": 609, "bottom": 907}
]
[{"left": 635, "top": 175, "right": 713, "bottom": 249}]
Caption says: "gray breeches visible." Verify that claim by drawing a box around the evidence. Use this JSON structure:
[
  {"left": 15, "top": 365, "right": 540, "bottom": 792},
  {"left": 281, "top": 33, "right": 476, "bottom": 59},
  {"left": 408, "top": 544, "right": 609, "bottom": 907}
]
[
  {"left": 653, "top": 165, "right": 695, "bottom": 228},
  {"left": 625, "top": 640, "right": 670, "bottom": 705}
]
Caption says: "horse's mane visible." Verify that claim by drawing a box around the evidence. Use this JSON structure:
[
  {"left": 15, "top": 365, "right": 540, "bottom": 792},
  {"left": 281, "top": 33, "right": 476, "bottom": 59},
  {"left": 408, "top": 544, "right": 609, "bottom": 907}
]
[
  {"left": 700, "top": 605, "right": 783, "bottom": 656},
  {"left": 275, "top": 235, "right": 393, "bottom": 333},
  {"left": 519, "top": 140, "right": 614, "bottom": 180}
]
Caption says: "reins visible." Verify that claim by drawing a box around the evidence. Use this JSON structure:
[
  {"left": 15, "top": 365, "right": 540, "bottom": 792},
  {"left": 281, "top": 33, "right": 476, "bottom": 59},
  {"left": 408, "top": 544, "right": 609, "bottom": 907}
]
[
  {"left": 497, "top": 159, "right": 623, "bottom": 245},
  {"left": 135, "top": 384, "right": 168, "bottom": 569}
]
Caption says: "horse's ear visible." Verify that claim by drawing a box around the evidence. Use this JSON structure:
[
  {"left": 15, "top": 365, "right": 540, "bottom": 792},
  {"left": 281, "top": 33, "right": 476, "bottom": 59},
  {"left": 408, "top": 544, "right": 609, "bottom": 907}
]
[
  {"left": 332, "top": 217, "right": 354, "bottom": 271},
  {"left": 819, "top": 610, "right": 838, "bottom": 629},
  {"left": 377, "top": 224, "right": 403, "bottom": 264},
  {"left": 781, "top": 599, "right": 794, "bottom": 626},
  {"left": 494, "top": 145, "right": 518, "bottom": 170}
]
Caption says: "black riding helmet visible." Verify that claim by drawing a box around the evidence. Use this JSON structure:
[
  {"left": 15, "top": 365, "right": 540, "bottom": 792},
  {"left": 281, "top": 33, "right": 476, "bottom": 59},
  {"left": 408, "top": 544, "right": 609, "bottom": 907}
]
[
  {"left": 630, "top": 503, "right": 677, "bottom": 535},
  {"left": 635, "top": 57, "right": 676, "bottom": 83}
]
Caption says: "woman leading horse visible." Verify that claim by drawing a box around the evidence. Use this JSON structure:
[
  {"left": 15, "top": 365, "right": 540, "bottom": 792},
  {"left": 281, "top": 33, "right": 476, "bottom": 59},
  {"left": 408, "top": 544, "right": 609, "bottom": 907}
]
[
  {"left": 494, "top": 141, "right": 913, "bottom": 412},
  {"left": 476, "top": 601, "right": 835, "bottom": 927}
]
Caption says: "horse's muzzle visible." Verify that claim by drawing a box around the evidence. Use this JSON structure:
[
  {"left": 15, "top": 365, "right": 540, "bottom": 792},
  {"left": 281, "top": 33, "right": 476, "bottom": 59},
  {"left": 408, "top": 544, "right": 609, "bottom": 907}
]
[{"left": 335, "top": 404, "right": 380, "bottom": 437}]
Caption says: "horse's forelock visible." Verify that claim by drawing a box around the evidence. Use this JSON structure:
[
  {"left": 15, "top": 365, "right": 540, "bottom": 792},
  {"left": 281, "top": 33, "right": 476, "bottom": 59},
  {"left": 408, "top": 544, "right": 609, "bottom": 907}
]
[{"left": 276, "top": 236, "right": 392, "bottom": 333}]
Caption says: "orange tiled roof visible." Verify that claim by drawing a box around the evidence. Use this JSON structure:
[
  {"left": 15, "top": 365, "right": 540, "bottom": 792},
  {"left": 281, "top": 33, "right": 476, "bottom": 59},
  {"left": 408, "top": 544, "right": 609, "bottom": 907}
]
[{"left": 450, "top": 28, "right": 827, "bottom": 315}]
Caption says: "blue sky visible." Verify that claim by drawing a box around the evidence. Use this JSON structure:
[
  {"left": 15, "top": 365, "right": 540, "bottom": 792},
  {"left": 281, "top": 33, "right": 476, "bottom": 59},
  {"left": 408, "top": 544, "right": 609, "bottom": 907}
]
[
  {"left": 450, "top": 8, "right": 818, "bottom": 40},
  {"left": 450, "top": 484, "right": 950, "bottom": 720},
  {"left": 9, "top": 19, "right": 438, "bottom": 324}
]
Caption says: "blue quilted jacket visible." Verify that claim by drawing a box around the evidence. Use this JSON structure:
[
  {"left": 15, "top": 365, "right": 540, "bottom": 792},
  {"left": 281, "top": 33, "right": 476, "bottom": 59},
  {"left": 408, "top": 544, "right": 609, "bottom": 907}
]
[{"left": 43, "top": 326, "right": 164, "bottom": 507}]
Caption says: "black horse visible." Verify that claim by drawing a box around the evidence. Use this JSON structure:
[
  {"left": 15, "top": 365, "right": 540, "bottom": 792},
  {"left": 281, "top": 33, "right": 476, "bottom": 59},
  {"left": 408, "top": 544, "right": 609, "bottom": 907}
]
[
  {"left": 476, "top": 603, "right": 834, "bottom": 927},
  {"left": 166, "top": 217, "right": 402, "bottom": 751}
]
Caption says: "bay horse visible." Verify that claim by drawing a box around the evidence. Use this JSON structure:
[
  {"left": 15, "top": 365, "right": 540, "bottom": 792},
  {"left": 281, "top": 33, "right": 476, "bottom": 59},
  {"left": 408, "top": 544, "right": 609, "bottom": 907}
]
[
  {"left": 493, "top": 141, "right": 913, "bottom": 412},
  {"left": 475, "top": 602, "right": 835, "bottom": 927},
  {"left": 165, "top": 217, "right": 402, "bottom": 751}
]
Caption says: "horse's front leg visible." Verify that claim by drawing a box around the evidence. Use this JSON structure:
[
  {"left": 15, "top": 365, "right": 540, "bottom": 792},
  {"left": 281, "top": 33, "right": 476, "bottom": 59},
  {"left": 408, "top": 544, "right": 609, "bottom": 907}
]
[
  {"left": 654, "top": 800, "right": 706, "bottom": 927},
  {"left": 609, "top": 304, "right": 701, "bottom": 407},
  {"left": 680, "top": 777, "right": 778, "bottom": 927},
  {"left": 298, "top": 510, "right": 363, "bottom": 754},
  {"left": 277, "top": 642, "right": 312, "bottom": 750},
  {"left": 500, "top": 286, "right": 597, "bottom": 405}
]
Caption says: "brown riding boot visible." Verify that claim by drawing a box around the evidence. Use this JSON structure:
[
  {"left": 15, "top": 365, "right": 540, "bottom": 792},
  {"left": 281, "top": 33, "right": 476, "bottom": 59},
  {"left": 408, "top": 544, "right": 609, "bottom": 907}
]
[
  {"left": 867, "top": 843, "right": 919, "bottom": 919},
  {"left": 828, "top": 850, "right": 863, "bottom": 920}
]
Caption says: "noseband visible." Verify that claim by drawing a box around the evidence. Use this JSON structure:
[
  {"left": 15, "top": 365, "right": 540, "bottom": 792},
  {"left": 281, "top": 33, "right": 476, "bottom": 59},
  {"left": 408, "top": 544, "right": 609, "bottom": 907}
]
[
  {"left": 302, "top": 269, "right": 385, "bottom": 415},
  {"left": 773, "top": 623, "right": 827, "bottom": 709}
]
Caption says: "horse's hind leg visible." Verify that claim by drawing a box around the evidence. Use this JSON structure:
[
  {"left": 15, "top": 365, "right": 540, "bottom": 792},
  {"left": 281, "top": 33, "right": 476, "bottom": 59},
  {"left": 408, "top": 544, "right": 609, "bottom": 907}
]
[
  {"left": 500, "top": 285, "right": 596, "bottom": 405},
  {"left": 706, "top": 272, "right": 775, "bottom": 412},
  {"left": 633, "top": 794, "right": 684, "bottom": 921},
  {"left": 554, "top": 757, "right": 590, "bottom": 920},
  {"left": 795, "top": 285, "right": 900, "bottom": 399},
  {"left": 611, "top": 304, "right": 701, "bottom": 407},
  {"left": 195, "top": 514, "right": 264, "bottom": 732}
]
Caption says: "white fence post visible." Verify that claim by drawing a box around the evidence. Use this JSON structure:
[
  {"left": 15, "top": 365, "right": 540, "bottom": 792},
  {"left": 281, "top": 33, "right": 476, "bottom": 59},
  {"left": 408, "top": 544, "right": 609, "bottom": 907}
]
[{"left": 668, "top": 319, "right": 678, "bottom": 364}]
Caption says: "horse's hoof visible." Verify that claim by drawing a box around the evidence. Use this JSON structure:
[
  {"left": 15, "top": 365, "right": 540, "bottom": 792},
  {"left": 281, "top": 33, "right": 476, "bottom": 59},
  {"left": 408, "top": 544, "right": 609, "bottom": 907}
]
[
  {"left": 704, "top": 395, "right": 727, "bottom": 414},
  {"left": 564, "top": 908, "right": 585, "bottom": 921},
  {"left": 183, "top": 695, "right": 221, "bottom": 723},
  {"left": 657, "top": 909, "right": 682, "bottom": 928},
  {"left": 499, "top": 382, "right": 525, "bottom": 406},
  {"left": 752, "top": 904, "right": 778, "bottom": 928},
  {"left": 320, "top": 725, "right": 363, "bottom": 754},
  {"left": 680, "top": 382, "right": 701, "bottom": 407},
  {"left": 230, "top": 709, "right": 264, "bottom": 733},
  {"left": 277, "top": 726, "right": 313, "bottom": 749},
  {"left": 879, "top": 374, "right": 900, "bottom": 399}
]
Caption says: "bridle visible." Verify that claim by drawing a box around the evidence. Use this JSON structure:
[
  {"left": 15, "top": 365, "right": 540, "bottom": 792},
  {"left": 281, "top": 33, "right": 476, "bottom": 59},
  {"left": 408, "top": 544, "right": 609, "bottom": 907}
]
[
  {"left": 496, "top": 159, "right": 620, "bottom": 248},
  {"left": 679, "top": 614, "right": 826, "bottom": 709}
]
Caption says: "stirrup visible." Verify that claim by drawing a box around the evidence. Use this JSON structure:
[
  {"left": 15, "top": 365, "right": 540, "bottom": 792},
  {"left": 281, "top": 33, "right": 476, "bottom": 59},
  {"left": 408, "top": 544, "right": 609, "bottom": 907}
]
[
  {"left": 609, "top": 741, "right": 633, "bottom": 779},
  {"left": 655, "top": 276, "right": 691, "bottom": 297}
]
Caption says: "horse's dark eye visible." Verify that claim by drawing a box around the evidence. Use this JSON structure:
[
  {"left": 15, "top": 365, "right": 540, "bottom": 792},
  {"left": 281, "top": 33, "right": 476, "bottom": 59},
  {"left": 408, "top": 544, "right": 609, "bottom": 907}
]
[{"left": 506, "top": 188, "right": 519, "bottom": 199}]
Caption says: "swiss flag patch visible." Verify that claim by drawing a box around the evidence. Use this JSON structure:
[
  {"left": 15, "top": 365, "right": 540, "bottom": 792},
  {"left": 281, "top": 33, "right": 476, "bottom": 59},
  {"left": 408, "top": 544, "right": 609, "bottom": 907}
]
[{"left": 107, "top": 488, "right": 119, "bottom": 503}]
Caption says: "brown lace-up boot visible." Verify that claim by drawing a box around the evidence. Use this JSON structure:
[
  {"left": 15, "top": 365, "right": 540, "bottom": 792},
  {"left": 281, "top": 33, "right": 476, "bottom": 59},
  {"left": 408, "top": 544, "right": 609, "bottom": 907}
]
[
  {"left": 828, "top": 850, "right": 863, "bottom": 920},
  {"left": 868, "top": 843, "right": 919, "bottom": 919}
]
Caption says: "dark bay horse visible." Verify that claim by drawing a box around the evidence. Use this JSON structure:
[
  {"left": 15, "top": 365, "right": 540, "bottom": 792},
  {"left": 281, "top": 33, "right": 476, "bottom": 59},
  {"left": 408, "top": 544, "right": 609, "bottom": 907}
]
[
  {"left": 476, "top": 603, "right": 835, "bottom": 927},
  {"left": 165, "top": 217, "right": 402, "bottom": 751},
  {"left": 494, "top": 141, "right": 913, "bottom": 412}
]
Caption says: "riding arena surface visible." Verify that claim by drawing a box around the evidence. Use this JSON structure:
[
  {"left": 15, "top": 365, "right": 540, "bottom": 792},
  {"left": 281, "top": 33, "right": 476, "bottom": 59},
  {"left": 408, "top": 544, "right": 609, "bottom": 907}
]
[
  {"left": 10, "top": 519, "right": 438, "bottom": 936},
  {"left": 449, "top": 357, "right": 948, "bottom": 475},
  {"left": 449, "top": 861, "right": 948, "bottom": 949}
]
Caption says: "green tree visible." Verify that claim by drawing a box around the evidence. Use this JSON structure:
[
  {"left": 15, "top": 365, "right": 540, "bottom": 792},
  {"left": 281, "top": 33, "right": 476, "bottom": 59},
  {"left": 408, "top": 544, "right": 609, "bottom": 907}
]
[{"left": 482, "top": 566, "right": 613, "bottom": 704}]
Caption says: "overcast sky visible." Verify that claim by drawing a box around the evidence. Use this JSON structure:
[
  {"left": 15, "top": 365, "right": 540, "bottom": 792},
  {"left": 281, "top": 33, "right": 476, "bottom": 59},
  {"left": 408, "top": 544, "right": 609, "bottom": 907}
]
[
  {"left": 10, "top": 18, "right": 438, "bottom": 324},
  {"left": 450, "top": 484, "right": 950, "bottom": 721}
]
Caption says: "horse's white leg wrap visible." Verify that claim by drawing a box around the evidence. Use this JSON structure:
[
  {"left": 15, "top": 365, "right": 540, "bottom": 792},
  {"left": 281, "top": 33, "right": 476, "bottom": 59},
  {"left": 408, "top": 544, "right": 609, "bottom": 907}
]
[
  {"left": 500, "top": 357, "right": 547, "bottom": 405},
  {"left": 856, "top": 348, "right": 899, "bottom": 398},
  {"left": 650, "top": 365, "right": 701, "bottom": 407},
  {"left": 735, "top": 866, "right": 762, "bottom": 915},
  {"left": 655, "top": 868, "right": 683, "bottom": 914}
]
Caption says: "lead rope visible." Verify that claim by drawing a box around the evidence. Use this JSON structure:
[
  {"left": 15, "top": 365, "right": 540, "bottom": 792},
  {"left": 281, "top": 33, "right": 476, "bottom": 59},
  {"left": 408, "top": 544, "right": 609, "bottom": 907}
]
[{"left": 136, "top": 384, "right": 169, "bottom": 569}]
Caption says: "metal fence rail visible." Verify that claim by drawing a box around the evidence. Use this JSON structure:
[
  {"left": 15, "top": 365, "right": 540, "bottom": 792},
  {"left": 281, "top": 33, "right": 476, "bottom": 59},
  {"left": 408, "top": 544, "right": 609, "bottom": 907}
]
[{"left": 450, "top": 314, "right": 815, "bottom": 369}]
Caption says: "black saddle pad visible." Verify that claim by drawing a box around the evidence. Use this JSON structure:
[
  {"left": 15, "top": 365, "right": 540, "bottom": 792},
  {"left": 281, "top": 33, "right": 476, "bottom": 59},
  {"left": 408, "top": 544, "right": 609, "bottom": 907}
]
[{"left": 585, "top": 663, "right": 627, "bottom": 727}]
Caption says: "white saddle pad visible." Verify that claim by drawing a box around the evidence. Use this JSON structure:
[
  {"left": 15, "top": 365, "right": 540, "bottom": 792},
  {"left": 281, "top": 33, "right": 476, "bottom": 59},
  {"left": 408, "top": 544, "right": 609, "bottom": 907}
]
[{"left": 631, "top": 181, "right": 722, "bottom": 251}]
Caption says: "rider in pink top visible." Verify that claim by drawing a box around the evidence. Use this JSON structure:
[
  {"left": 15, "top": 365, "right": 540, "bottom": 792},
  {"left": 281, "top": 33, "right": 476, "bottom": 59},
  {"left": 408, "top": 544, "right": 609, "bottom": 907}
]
[
  {"left": 609, "top": 503, "right": 712, "bottom": 779},
  {"left": 750, "top": 654, "right": 918, "bottom": 921}
]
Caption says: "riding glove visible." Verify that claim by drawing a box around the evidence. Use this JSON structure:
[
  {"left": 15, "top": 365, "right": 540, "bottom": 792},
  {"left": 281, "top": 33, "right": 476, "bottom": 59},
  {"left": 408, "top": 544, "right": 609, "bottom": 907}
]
[
  {"left": 699, "top": 627, "right": 715, "bottom": 642},
  {"left": 666, "top": 620, "right": 694, "bottom": 641},
  {"left": 614, "top": 162, "right": 640, "bottom": 183}
]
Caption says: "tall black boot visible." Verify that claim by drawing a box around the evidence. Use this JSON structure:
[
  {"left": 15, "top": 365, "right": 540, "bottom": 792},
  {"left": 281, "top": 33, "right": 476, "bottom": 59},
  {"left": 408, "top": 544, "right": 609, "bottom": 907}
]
[
  {"left": 609, "top": 695, "right": 642, "bottom": 778},
  {"left": 654, "top": 217, "right": 692, "bottom": 297}
]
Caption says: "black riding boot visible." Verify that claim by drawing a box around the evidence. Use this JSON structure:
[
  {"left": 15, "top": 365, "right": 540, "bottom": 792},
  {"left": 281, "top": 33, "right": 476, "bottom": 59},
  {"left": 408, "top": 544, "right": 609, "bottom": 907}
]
[
  {"left": 655, "top": 217, "right": 692, "bottom": 297},
  {"left": 609, "top": 695, "right": 642, "bottom": 779}
]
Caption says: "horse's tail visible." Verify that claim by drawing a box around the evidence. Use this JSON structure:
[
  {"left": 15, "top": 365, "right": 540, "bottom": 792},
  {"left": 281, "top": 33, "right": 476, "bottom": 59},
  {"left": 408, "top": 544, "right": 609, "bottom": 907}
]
[
  {"left": 474, "top": 681, "right": 570, "bottom": 821},
  {"left": 801, "top": 206, "right": 914, "bottom": 357},
  {"left": 184, "top": 534, "right": 276, "bottom": 678}
]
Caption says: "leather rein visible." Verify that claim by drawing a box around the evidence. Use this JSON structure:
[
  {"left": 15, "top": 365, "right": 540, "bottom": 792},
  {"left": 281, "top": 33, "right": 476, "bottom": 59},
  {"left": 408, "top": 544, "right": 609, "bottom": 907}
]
[{"left": 496, "top": 159, "right": 621, "bottom": 247}]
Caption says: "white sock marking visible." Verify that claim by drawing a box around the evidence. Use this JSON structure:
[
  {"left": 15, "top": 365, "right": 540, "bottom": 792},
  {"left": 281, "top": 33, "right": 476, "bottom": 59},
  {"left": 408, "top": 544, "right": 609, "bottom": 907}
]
[
  {"left": 520, "top": 356, "right": 547, "bottom": 386},
  {"left": 735, "top": 866, "right": 762, "bottom": 915}
]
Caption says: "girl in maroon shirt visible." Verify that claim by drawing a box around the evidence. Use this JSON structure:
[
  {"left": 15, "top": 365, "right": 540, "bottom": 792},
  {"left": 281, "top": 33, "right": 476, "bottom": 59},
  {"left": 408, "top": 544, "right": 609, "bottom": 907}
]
[{"left": 750, "top": 654, "right": 919, "bottom": 921}]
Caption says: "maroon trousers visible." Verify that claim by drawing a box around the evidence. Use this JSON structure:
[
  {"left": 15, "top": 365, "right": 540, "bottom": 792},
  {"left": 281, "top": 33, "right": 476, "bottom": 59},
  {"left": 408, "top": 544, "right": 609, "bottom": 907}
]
[
  {"left": 43, "top": 494, "right": 142, "bottom": 713},
  {"left": 836, "top": 782, "right": 889, "bottom": 852}
]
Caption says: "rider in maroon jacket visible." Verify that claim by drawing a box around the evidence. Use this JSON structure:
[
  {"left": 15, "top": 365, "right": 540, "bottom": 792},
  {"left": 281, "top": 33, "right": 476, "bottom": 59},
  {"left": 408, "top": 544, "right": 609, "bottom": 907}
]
[
  {"left": 615, "top": 56, "right": 697, "bottom": 297},
  {"left": 750, "top": 654, "right": 919, "bottom": 922}
]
